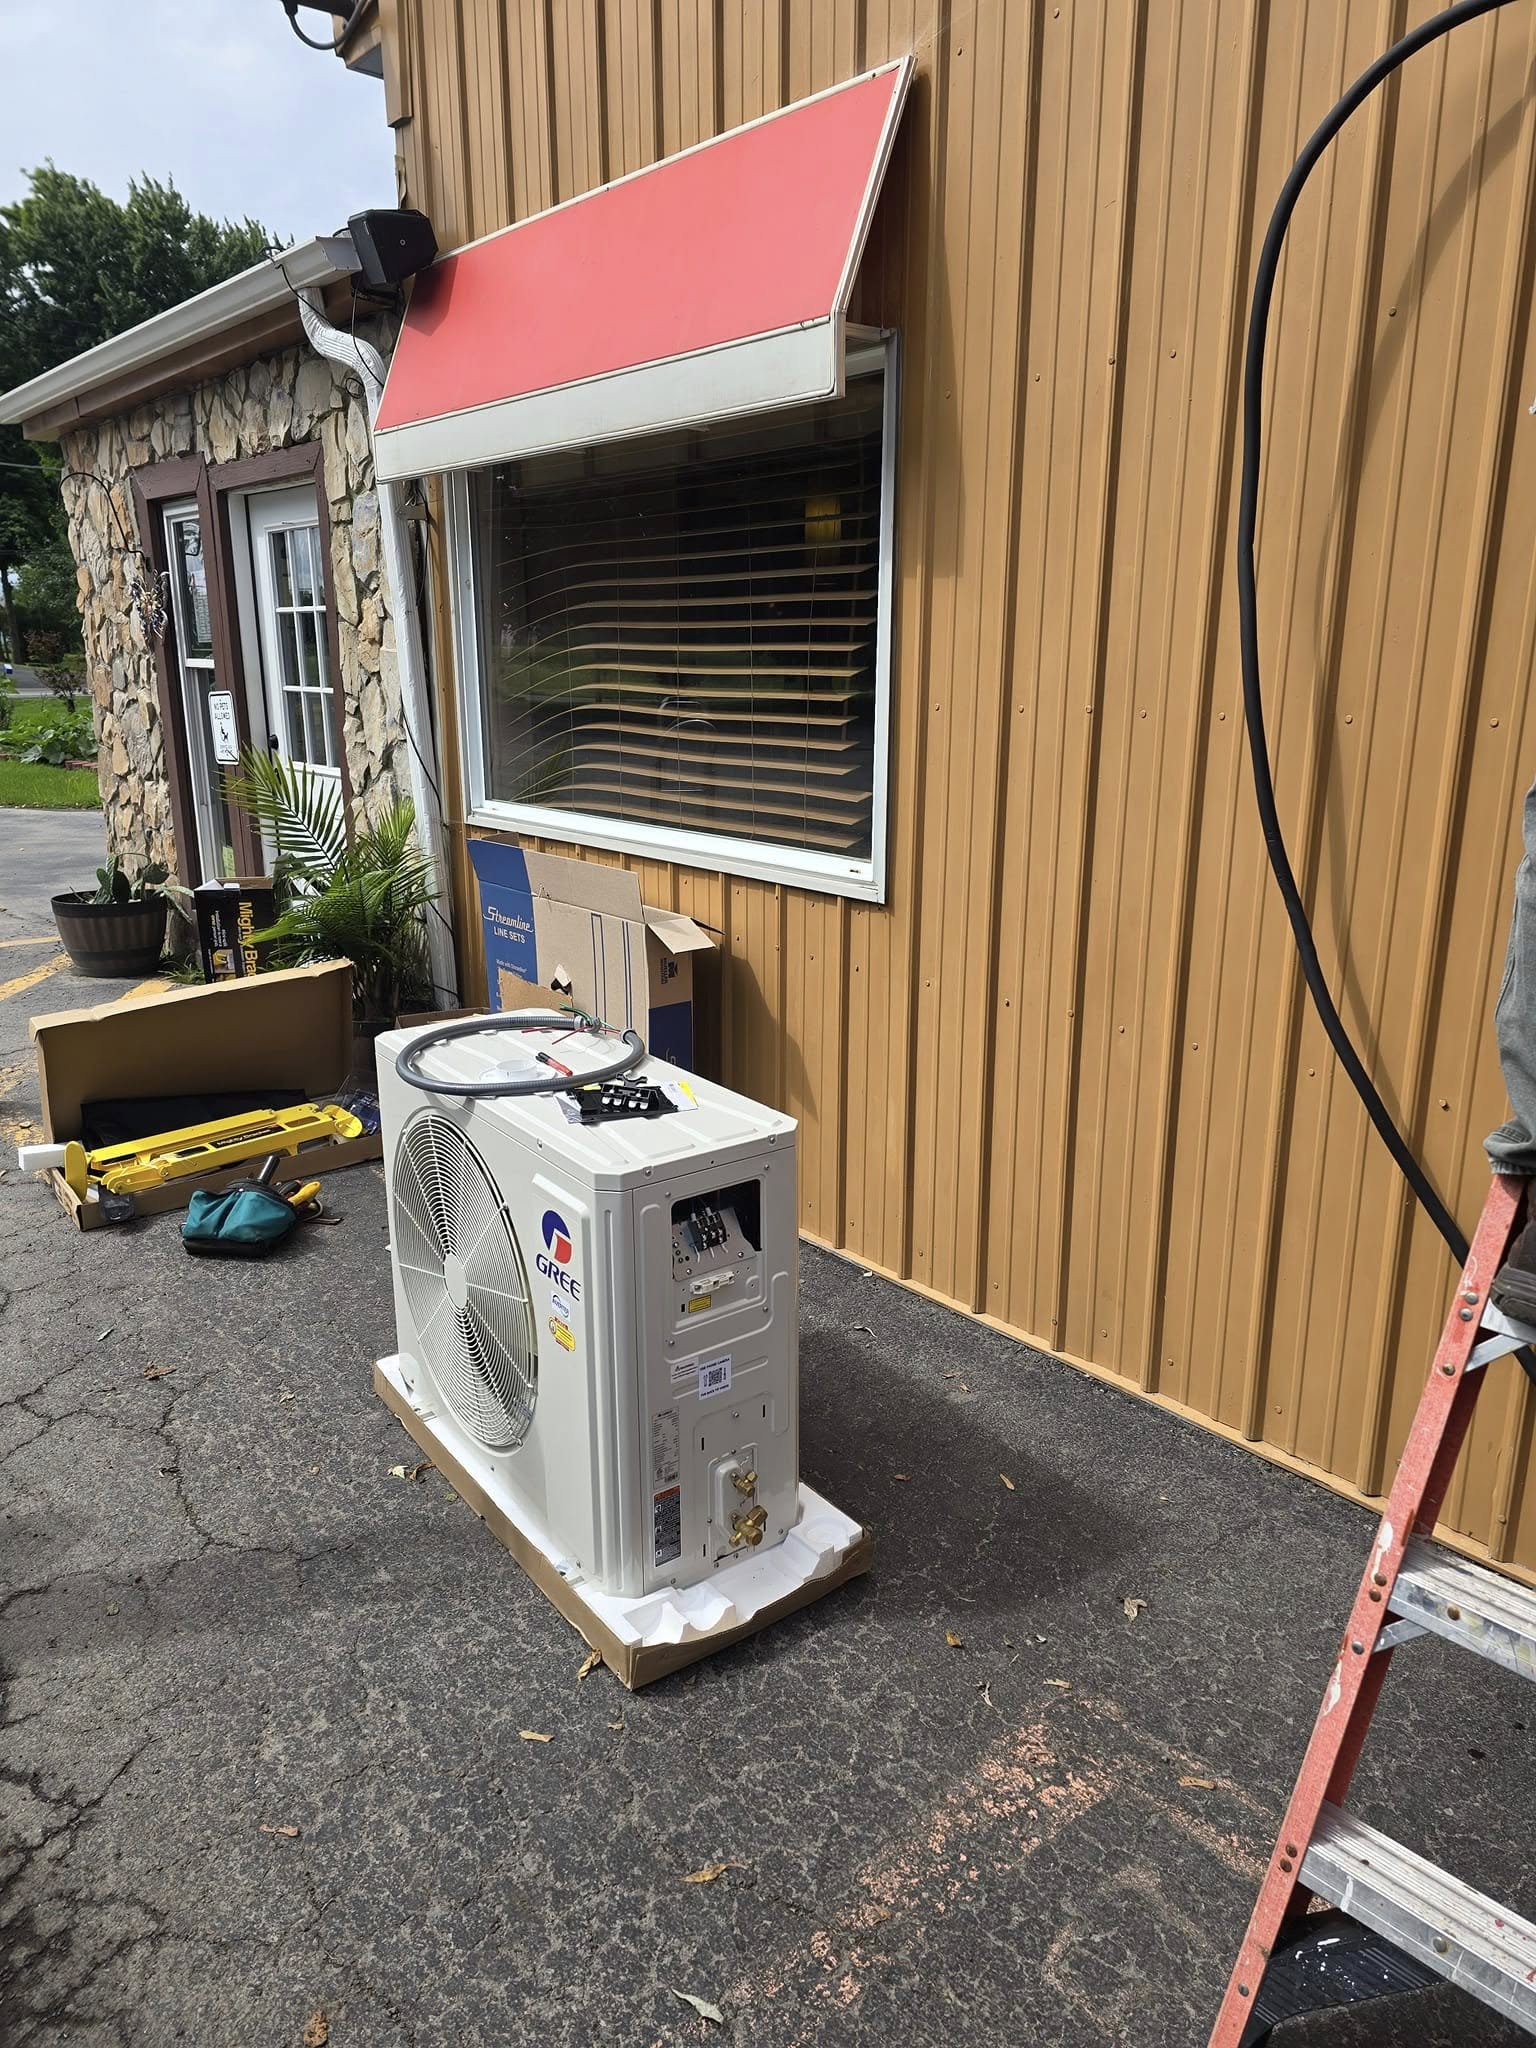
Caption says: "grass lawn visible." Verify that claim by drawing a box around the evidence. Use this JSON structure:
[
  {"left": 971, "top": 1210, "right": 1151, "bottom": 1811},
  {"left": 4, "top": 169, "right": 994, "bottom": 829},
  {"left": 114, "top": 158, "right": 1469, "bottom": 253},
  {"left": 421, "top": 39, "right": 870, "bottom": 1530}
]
[{"left": 0, "top": 758, "right": 101, "bottom": 809}]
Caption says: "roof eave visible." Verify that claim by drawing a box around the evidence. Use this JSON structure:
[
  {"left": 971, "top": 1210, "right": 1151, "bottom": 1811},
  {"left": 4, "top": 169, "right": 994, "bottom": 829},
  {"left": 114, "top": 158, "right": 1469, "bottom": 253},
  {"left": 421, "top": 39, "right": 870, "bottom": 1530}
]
[{"left": 0, "top": 235, "right": 358, "bottom": 435}]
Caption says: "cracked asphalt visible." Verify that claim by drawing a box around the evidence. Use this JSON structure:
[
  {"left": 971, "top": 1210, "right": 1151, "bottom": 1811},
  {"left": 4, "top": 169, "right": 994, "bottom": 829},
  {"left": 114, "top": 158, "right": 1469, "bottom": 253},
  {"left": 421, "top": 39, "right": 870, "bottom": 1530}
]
[{"left": 2, "top": 808, "right": 1532, "bottom": 2048}]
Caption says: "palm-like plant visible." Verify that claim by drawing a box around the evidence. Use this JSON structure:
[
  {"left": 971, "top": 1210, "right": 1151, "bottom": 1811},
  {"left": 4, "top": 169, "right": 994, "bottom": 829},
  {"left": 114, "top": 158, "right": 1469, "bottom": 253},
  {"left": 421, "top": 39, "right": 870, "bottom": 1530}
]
[{"left": 224, "top": 747, "right": 435, "bottom": 1023}]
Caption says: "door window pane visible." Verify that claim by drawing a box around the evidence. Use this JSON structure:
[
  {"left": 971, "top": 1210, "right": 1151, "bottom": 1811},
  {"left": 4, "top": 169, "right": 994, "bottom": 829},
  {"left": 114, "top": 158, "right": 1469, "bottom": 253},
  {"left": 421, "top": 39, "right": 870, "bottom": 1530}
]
[
  {"left": 169, "top": 515, "right": 213, "bottom": 660},
  {"left": 264, "top": 521, "right": 335, "bottom": 772}
]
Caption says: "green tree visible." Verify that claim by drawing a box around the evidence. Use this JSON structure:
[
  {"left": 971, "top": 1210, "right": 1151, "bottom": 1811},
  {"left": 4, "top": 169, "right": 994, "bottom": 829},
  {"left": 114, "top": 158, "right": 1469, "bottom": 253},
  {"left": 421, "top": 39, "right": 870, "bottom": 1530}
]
[{"left": 0, "top": 167, "right": 274, "bottom": 660}]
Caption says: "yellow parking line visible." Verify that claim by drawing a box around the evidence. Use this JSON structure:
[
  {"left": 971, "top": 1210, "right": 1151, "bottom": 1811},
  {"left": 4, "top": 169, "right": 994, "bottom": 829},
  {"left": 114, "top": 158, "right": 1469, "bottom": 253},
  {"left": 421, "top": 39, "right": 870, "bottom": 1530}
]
[
  {"left": 118, "top": 977, "right": 172, "bottom": 1004},
  {"left": 0, "top": 951, "right": 66, "bottom": 1004},
  {"left": 0, "top": 934, "right": 58, "bottom": 949}
]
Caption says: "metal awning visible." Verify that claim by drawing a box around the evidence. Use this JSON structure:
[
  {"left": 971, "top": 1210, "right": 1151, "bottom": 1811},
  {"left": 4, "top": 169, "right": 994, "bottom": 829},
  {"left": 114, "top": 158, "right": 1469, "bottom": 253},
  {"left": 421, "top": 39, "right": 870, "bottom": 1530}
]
[{"left": 371, "top": 58, "right": 910, "bottom": 482}]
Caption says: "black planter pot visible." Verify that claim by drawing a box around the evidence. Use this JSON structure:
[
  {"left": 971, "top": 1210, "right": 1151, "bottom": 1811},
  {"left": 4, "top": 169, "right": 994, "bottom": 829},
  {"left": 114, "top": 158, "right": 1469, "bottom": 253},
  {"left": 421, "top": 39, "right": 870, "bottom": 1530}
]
[{"left": 51, "top": 893, "right": 168, "bottom": 979}]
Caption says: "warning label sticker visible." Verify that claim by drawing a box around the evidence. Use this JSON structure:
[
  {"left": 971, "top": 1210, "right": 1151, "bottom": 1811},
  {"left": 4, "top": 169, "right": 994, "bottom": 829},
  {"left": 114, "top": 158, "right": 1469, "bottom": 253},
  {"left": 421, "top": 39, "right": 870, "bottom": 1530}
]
[
  {"left": 650, "top": 1407, "right": 680, "bottom": 1488},
  {"left": 652, "top": 1486, "right": 682, "bottom": 1566}
]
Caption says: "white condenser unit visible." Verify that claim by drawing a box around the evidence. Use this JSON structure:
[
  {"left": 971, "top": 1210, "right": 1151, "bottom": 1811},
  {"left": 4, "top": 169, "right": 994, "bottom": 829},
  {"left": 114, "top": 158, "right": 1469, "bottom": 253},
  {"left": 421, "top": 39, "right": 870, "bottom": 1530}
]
[{"left": 374, "top": 1015, "right": 862, "bottom": 1638}]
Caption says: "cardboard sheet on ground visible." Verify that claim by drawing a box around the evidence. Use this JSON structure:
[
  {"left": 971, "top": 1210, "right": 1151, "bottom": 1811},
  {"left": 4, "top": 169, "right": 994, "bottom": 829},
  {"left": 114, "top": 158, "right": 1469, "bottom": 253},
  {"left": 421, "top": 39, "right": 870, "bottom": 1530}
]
[{"left": 375, "top": 1354, "right": 872, "bottom": 1688}]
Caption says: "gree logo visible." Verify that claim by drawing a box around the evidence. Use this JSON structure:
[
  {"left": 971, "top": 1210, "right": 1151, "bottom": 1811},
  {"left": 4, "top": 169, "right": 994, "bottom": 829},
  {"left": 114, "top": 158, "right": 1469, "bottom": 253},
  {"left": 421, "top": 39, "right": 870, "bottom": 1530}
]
[{"left": 537, "top": 1208, "right": 581, "bottom": 1299}]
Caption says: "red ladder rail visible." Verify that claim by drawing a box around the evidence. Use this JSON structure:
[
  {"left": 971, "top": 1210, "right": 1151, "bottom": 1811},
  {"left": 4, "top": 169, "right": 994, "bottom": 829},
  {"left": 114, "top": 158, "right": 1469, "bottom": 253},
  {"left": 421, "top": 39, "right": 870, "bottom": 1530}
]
[{"left": 1207, "top": 1173, "right": 1525, "bottom": 2047}]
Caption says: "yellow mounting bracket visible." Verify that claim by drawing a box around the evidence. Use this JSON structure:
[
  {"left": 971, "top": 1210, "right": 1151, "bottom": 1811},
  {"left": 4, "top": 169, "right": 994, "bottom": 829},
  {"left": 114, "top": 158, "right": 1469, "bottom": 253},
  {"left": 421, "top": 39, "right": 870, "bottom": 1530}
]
[{"left": 84, "top": 1103, "right": 364, "bottom": 1196}]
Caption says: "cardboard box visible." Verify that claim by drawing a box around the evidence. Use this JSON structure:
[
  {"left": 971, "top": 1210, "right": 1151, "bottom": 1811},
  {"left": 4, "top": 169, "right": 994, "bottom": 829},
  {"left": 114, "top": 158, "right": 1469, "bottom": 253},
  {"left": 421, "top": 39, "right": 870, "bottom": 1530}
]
[
  {"left": 467, "top": 838, "right": 715, "bottom": 1068},
  {"left": 193, "top": 877, "right": 277, "bottom": 981},
  {"left": 374, "top": 1362, "right": 874, "bottom": 1688},
  {"left": 28, "top": 960, "right": 381, "bottom": 1230}
]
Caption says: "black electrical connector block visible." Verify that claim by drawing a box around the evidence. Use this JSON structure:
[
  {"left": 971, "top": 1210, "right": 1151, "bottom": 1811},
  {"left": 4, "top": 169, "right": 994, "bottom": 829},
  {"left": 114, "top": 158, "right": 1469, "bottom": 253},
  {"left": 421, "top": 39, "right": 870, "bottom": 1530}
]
[{"left": 575, "top": 1082, "right": 678, "bottom": 1126}]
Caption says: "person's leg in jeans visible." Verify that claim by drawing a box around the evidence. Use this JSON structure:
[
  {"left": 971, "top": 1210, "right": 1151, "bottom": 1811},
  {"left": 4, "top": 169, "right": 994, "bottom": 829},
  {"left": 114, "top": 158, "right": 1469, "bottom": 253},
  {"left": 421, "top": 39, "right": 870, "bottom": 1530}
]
[{"left": 1488, "top": 774, "right": 1536, "bottom": 1316}]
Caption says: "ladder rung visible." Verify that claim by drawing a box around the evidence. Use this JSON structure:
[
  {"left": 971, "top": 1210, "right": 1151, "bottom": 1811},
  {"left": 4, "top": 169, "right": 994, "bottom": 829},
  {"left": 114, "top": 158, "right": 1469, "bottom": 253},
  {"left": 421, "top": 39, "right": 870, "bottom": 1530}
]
[
  {"left": 1299, "top": 1804, "right": 1536, "bottom": 2032},
  {"left": 1390, "top": 1537, "right": 1536, "bottom": 1682}
]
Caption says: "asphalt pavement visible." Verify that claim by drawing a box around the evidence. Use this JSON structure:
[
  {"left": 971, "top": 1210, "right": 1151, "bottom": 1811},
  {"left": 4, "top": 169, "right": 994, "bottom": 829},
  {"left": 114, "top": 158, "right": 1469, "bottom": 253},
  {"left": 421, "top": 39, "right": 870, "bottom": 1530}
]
[{"left": 1, "top": 803, "right": 1531, "bottom": 2048}]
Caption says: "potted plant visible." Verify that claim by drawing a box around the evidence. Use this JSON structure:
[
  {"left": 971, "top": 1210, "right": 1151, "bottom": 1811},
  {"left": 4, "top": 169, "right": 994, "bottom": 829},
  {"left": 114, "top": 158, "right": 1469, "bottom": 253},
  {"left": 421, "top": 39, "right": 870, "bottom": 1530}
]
[
  {"left": 226, "top": 749, "right": 436, "bottom": 1057},
  {"left": 52, "top": 855, "right": 185, "bottom": 978}
]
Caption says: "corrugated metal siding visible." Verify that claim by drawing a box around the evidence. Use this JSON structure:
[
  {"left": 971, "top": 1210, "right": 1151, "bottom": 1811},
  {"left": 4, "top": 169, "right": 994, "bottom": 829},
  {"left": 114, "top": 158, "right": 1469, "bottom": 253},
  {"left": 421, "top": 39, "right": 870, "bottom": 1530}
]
[{"left": 392, "top": 0, "right": 1536, "bottom": 1573}]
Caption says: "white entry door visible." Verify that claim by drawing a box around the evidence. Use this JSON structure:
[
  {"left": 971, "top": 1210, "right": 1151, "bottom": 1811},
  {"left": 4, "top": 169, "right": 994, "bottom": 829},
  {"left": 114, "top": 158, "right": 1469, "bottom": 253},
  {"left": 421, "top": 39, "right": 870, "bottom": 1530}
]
[{"left": 246, "top": 486, "right": 341, "bottom": 790}]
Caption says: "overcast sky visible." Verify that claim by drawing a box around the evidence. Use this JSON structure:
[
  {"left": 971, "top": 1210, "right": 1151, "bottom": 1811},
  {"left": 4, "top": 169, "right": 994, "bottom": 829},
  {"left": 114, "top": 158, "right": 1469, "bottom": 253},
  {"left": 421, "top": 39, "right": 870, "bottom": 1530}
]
[{"left": 0, "top": 0, "right": 397, "bottom": 244}]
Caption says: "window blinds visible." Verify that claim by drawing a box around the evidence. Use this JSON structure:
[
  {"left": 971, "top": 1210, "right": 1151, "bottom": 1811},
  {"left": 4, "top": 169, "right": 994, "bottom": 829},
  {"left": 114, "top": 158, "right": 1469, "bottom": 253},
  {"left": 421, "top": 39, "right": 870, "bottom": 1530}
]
[{"left": 473, "top": 376, "right": 885, "bottom": 861}]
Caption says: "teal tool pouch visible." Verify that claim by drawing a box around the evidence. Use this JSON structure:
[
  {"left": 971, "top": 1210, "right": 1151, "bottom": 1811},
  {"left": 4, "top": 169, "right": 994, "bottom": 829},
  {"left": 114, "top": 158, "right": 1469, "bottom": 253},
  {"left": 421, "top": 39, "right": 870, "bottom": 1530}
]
[{"left": 182, "top": 1182, "right": 299, "bottom": 1259}]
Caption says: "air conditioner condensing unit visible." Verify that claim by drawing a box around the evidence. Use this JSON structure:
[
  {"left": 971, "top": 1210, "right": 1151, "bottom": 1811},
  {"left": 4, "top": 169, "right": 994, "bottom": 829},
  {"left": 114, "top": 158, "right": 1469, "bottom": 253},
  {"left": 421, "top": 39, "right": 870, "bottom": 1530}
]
[{"left": 374, "top": 1015, "right": 864, "bottom": 1657}]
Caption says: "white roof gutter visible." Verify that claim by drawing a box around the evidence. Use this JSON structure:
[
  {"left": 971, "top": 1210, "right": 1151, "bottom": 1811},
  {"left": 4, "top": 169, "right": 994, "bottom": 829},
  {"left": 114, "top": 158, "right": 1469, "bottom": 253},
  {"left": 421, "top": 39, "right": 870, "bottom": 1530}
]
[{"left": 0, "top": 234, "right": 358, "bottom": 429}]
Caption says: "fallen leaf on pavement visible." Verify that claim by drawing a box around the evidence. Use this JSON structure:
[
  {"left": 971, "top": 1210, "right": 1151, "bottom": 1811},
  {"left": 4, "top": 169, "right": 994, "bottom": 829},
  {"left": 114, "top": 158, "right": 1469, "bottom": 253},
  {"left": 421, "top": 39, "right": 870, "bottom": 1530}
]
[
  {"left": 519, "top": 1729, "right": 552, "bottom": 1743},
  {"left": 307, "top": 1465, "right": 320, "bottom": 1477},
  {"left": 608, "top": 1719, "right": 624, "bottom": 1732},
  {"left": 851, "top": 1323, "right": 875, "bottom": 1336},
  {"left": 672, "top": 1990, "right": 724, "bottom": 2024},
  {"left": 105, "top": 1602, "right": 120, "bottom": 1615},
  {"left": 303, "top": 2012, "right": 329, "bottom": 2047},
  {"left": 143, "top": 1365, "right": 175, "bottom": 1381},
  {"left": 999, "top": 1473, "right": 1015, "bottom": 1491},
  {"left": 96, "top": 1327, "right": 114, "bottom": 1342},
  {"left": 260, "top": 1823, "right": 301, "bottom": 1838},
  {"left": 278, "top": 1387, "right": 296, "bottom": 1403},
  {"left": 893, "top": 1472, "right": 911, "bottom": 1481},
  {"left": 683, "top": 1860, "right": 748, "bottom": 1884},
  {"left": 945, "top": 1630, "right": 964, "bottom": 1649},
  {"left": 576, "top": 1648, "right": 602, "bottom": 1684},
  {"left": 1179, "top": 1776, "right": 1217, "bottom": 1791},
  {"left": 1045, "top": 1677, "right": 1071, "bottom": 1689},
  {"left": 943, "top": 1370, "right": 962, "bottom": 1380},
  {"left": 1123, "top": 1597, "right": 1148, "bottom": 1621},
  {"left": 443, "top": 1490, "right": 458, "bottom": 1503}
]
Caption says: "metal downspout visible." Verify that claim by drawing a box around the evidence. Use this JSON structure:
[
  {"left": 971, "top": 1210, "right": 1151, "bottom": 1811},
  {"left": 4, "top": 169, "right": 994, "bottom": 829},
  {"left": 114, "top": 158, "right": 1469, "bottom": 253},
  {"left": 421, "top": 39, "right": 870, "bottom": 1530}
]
[{"left": 296, "top": 287, "right": 457, "bottom": 1007}]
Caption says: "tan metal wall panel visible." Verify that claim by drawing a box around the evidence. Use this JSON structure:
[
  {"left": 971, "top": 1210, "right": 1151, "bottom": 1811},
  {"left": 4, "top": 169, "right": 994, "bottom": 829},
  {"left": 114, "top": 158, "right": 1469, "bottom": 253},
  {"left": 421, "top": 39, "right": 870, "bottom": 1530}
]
[{"left": 393, "top": 0, "right": 1536, "bottom": 1574}]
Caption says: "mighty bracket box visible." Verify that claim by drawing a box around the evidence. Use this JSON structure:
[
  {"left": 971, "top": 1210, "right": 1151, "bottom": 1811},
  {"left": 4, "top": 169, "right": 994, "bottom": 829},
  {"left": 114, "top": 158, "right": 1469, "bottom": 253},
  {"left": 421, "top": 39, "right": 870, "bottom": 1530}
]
[
  {"left": 468, "top": 839, "right": 715, "bottom": 1067},
  {"left": 28, "top": 961, "right": 380, "bottom": 1230}
]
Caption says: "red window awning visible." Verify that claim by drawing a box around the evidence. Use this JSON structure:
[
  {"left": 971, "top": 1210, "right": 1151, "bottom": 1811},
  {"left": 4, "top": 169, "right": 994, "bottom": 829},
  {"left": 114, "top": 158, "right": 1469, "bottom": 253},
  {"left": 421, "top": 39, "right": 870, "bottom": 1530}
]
[{"left": 372, "top": 59, "right": 910, "bottom": 481}]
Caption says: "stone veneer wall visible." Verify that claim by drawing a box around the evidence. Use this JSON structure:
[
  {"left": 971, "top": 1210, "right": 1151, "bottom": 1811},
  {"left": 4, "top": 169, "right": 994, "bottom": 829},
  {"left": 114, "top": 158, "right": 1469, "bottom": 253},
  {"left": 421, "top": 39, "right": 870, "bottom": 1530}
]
[{"left": 58, "top": 332, "right": 407, "bottom": 876}]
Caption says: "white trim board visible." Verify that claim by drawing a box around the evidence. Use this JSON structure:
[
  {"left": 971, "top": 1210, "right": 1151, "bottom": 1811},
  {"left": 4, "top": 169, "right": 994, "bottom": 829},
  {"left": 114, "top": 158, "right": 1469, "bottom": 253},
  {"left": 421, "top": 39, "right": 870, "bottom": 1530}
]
[{"left": 374, "top": 321, "right": 839, "bottom": 482}]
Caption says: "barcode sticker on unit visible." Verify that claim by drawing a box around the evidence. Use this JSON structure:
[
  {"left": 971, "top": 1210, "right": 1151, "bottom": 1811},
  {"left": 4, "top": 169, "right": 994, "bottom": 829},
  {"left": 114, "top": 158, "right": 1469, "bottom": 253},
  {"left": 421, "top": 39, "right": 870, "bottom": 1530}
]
[{"left": 697, "top": 1354, "right": 732, "bottom": 1399}]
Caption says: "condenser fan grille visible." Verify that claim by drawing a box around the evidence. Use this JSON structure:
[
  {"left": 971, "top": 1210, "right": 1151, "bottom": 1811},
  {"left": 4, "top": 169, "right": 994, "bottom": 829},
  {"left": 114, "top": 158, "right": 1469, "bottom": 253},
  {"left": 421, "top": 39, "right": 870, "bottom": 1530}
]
[{"left": 391, "top": 1112, "right": 538, "bottom": 1452}]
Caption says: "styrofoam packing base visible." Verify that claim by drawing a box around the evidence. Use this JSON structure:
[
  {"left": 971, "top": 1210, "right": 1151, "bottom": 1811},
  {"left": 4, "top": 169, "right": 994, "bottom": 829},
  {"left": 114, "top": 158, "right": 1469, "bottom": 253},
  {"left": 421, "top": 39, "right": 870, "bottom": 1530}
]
[{"left": 375, "top": 1353, "right": 864, "bottom": 1649}]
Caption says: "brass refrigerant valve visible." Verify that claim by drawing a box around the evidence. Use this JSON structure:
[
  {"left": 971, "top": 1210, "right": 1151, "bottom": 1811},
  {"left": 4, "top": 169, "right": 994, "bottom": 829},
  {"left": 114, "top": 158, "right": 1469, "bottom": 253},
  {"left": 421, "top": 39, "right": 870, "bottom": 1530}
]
[
  {"left": 732, "top": 1468, "right": 758, "bottom": 1495},
  {"left": 730, "top": 1504, "right": 768, "bottom": 1548}
]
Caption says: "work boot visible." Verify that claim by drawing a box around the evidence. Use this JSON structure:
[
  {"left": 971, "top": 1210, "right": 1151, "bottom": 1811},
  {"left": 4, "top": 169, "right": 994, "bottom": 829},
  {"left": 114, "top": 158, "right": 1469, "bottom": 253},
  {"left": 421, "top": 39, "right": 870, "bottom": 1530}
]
[{"left": 1490, "top": 1218, "right": 1536, "bottom": 1324}]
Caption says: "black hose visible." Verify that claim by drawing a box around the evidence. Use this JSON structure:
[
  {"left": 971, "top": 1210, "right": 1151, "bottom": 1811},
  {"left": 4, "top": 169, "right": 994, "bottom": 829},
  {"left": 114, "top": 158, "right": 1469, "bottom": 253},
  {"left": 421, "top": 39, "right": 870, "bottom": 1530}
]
[
  {"left": 395, "top": 1013, "right": 646, "bottom": 1098},
  {"left": 1239, "top": 0, "right": 1522, "bottom": 1274}
]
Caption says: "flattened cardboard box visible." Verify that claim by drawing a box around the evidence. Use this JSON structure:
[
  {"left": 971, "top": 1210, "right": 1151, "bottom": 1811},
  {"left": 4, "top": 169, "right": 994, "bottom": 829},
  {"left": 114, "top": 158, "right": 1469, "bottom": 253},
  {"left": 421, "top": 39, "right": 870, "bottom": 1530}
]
[
  {"left": 29, "top": 960, "right": 380, "bottom": 1230},
  {"left": 467, "top": 838, "right": 715, "bottom": 1069},
  {"left": 374, "top": 1364, "right": 874, "bottom": 1689}
]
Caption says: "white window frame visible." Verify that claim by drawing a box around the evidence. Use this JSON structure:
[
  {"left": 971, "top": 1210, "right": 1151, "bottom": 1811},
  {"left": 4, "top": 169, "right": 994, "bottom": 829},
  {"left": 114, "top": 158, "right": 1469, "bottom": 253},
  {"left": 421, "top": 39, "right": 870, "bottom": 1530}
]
[{"left": 448, "top": 330, "right": 899, "bottom": 904}]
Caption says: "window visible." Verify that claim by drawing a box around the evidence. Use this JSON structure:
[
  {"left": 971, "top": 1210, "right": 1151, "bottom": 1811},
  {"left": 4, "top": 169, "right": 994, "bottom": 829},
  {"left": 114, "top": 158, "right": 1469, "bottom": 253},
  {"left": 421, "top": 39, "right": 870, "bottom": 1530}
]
[
  {"left": 163, "top": 504, "right": 239, "bottom": 880},
  {"left": 455, "top": 346, "right": 896, "bottom": 899},
  {"left": 248, "top": 496, "right": 338, "bottom": 774}
]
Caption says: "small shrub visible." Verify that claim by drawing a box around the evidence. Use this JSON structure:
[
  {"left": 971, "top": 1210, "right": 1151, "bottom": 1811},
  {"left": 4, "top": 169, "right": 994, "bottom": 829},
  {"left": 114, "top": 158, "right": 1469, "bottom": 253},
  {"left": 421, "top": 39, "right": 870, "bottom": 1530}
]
[{"left": 18, "top": 708, "right": 94, "bottom": 765}]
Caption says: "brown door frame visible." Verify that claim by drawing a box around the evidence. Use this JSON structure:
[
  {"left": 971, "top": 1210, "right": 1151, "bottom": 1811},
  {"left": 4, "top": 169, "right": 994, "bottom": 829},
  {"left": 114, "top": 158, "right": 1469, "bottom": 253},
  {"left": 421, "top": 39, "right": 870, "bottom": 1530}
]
[{"left": 130, "top": 444, "right": 352, "bottom": 886}]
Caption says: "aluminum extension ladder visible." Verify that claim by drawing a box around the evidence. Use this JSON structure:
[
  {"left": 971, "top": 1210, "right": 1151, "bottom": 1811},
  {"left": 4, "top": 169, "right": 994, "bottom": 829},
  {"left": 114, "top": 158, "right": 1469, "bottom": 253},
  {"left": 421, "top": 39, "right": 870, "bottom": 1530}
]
[{"left": 1209, "top": 1173, "right": 1536, "bottom": 2045}]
